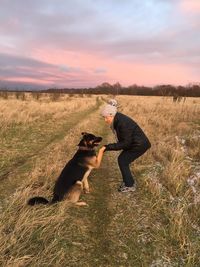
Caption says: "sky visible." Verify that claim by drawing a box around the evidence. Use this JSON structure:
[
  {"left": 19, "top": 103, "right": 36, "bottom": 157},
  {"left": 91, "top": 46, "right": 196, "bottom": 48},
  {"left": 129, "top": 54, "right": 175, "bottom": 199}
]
[{"left": 0, "top": 0, "right": 200, "bottom": 89}]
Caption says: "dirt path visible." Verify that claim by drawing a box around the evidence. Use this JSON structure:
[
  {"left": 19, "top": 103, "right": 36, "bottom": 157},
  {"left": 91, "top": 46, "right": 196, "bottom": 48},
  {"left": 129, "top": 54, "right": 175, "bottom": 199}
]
[{"left": 86, "top": 137, "right": 116, "bottom": 266}]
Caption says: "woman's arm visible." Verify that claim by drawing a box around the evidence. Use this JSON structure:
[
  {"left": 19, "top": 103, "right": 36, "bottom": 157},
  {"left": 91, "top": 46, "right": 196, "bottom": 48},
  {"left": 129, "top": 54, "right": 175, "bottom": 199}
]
[{"left": 105, "top": 122, "right": 135, "bottom": 151}]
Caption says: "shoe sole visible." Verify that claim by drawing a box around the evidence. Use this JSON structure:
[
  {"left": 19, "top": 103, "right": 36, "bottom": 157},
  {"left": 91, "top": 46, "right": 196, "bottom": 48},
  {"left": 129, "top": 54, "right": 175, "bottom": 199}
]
[{"left": 118, "top": 188, "right": 136, "bottom": 193}]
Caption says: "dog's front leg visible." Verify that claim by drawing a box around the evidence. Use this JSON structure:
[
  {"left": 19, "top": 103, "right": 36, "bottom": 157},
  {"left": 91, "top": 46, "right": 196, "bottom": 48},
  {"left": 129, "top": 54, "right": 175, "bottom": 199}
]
[
  {"left": 94, "top": 147, "right": 106, "bottom": 168},
  {"left": 82, "top": 169, "right": 92, "bottom": 193},
  {"left": 82, "top": 176, "right": 90, "bottom": 193}
]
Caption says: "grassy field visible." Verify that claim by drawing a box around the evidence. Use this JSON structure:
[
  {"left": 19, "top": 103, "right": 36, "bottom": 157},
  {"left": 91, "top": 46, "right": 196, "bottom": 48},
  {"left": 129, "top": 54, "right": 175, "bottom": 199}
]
[{"left": 0, "top": 93, "right": 199, "bottom": 267}]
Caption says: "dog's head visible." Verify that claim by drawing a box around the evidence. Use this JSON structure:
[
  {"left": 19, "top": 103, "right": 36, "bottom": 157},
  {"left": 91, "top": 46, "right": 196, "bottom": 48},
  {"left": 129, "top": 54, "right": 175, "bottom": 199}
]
[{"left": 78, "top": 132, "right": 103, "bottom": 148}]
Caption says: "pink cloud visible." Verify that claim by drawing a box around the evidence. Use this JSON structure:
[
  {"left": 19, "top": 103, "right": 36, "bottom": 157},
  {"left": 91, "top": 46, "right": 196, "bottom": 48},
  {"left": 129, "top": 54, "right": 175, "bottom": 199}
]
[
  {"left": 109, "top": 62, "right": 193, "bottom": 86},
  {"left": 2, "top": 46, "right": 197, "bottom": 87},
  {"left": 3, "top": 77, "right": 51, "bottom": 85},
  {"left": 0, "top": 18, "right": 20, "bottom": 34},
  {"left": 1, "top": 44, "right": 199, "bottom": 88},
  {"left": 180, "top": 0, "right": 200, "bottom": 13}
]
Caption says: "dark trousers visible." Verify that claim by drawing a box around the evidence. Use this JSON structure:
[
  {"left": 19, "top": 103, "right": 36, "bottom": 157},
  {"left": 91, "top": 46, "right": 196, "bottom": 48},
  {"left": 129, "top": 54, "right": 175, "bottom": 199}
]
[{"left": 117, "top": 149, "right": 147, "bottom": 187}]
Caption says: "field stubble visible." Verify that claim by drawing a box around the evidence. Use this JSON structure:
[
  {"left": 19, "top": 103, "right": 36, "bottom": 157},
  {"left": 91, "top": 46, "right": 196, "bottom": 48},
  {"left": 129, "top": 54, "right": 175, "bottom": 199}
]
[{"left": 0, "top": 94, "right": 199, "bottom": 266}]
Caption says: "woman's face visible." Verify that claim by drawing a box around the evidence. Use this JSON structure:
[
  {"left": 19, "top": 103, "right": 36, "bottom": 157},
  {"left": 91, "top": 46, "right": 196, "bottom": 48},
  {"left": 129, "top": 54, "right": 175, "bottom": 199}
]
[{"left": 104, "top": 115, "right": 114, "bottom": 125}]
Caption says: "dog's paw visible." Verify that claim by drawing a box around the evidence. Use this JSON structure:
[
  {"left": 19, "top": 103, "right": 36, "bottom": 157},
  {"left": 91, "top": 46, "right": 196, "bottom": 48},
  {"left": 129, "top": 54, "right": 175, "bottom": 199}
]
[
  {"left": 83, "top": 189, "right": 90, "bottom": 194},
  {"left": 75, "top": 201, "right": 88, "bottom": 206}
]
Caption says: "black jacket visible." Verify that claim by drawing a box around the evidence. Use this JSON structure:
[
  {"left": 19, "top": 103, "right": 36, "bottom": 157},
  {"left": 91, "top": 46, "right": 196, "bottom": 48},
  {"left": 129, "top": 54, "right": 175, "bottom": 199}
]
[{"left": 105, "top": 112, "right": 151, "bottom": 152}]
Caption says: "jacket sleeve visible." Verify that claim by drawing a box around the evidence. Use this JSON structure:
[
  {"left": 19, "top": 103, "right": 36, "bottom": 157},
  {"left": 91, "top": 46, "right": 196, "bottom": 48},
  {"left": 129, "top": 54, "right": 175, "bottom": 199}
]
[{"left": 105, "top": 122, "right": 135, "bottom": 151}]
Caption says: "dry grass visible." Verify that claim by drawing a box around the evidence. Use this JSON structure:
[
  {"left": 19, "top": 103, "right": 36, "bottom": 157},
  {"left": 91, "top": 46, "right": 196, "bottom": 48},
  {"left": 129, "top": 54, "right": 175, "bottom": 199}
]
[
  {"left": 0, "top": 95, "right": 99, "bottom": 185},
  {"left": 0, "top": 93, "right": 96, "bottom": 126},
  {"left": 107, "top": 96, "right": 200, "bottom": 266},
  {"left": 0, "top": 100, "right": 105, "bottom": 266},
  {"left": 0, "top": 95, "right": 199, "bottom": 266}
]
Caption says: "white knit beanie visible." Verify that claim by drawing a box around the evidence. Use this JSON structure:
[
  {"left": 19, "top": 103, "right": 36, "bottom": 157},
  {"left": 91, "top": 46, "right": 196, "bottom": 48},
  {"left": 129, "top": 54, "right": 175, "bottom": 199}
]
[
  {"left": 107, "top": 99, "right": 118, "bottom": 107},
  {"left": 101, "top": 104, "right": 117, "bottom": 117}
]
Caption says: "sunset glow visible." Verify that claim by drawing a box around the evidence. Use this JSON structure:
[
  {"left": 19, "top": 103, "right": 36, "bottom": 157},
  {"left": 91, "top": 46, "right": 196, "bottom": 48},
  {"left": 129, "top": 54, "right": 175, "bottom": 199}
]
[{"left": 0, "top": 0, "right": 199, "bottom": 89}]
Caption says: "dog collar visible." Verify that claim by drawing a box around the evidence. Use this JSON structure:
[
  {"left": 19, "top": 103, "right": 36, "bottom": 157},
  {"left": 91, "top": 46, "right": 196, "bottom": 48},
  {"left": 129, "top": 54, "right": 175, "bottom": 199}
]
[{"left": 78, "top": 146, "right": 94, "bottom": 151}]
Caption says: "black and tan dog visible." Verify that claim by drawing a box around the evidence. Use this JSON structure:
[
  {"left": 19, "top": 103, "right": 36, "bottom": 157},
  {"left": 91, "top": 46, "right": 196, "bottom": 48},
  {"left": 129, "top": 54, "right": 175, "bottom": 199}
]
[{"left": 28, "top": 132, "right": 104, "bottom": 206}]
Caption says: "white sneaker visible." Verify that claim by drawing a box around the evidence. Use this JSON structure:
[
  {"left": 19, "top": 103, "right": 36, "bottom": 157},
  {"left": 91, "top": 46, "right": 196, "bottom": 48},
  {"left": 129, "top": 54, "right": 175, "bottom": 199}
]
[{"left": 118, "top": 185, "right": 136, "bottom": 193}]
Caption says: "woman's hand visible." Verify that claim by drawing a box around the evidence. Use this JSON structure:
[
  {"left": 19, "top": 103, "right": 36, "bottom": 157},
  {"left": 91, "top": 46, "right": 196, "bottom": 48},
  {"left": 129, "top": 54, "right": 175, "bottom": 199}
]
[{"left": 99, "top": 146, "right": 106, "bottom": 152}]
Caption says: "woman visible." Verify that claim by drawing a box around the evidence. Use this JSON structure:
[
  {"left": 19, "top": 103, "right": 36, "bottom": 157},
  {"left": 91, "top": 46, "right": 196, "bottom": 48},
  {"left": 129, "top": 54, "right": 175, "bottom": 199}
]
[{"left": 101, "top": 102, "right": 151, "bottom": 193}]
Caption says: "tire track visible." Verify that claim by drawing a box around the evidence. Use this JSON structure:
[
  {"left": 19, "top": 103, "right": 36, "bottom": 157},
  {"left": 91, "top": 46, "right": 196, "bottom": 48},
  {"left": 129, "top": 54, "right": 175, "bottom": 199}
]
[{"left": 80, "top": 125, "right": 119, "bottom": 266}]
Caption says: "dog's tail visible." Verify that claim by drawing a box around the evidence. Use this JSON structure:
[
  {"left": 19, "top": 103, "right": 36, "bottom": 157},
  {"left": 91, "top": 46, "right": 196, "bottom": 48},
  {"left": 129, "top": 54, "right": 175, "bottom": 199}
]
[{"left": 27, "top": 197, "right": 49, "bottom": 206}]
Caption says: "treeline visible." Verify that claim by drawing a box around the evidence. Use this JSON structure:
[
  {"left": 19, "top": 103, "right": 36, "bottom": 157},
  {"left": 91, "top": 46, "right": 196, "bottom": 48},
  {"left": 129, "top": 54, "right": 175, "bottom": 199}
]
[
  {"left": 0, "top": 82, "right": 200, "bottom": 97},
  {"left": 44, "top": 82, "right": 200, "bottom": 97}
]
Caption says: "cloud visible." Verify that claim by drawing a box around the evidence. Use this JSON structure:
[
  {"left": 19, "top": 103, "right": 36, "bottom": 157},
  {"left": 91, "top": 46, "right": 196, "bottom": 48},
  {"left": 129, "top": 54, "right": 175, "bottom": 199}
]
[
  {"left": 0, "top": 53, "right": 109, "bottom": 88},
  {"left": 94, "top": 68, "right": 107, "bottom": 74},
  {"left": 0, "top": 0, "right": 199, "bottom": 87},
  {"left": 180, "top": 0, "right": 200, "bottom": 14},
  {"left": 58, "top": 65, "right": 82, "bottom": 73},
  {"left": 0, "top": 53, "right": 53, "bottom": 68}
]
